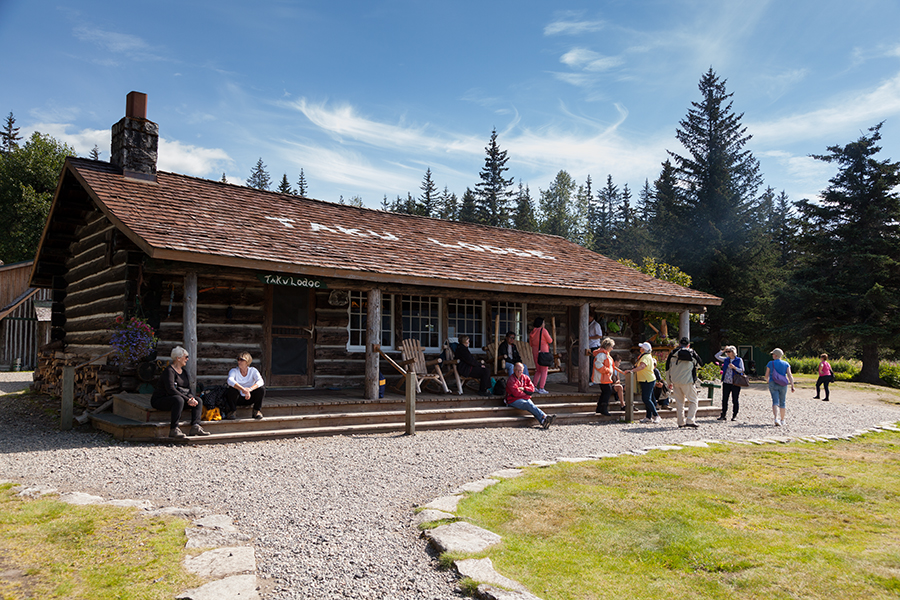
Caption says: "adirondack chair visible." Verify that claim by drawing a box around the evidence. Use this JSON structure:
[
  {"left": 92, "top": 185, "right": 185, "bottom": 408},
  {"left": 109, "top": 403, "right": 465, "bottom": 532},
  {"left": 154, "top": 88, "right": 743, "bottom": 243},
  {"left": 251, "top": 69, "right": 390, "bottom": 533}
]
[
  {"left": 440, "top": 339, "right": 483, "bottom": 395},
  {"left": 483, "top": 339, "right": 536, "bottom": 375},
  {"left": 378, "top": 339, "right": 450, "bottom": 394}
]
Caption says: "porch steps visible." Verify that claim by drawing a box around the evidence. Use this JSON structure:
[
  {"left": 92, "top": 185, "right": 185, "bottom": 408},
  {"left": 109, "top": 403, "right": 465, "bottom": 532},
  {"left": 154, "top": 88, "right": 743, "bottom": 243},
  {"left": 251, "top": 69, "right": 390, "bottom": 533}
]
[{"left": 90, "top": 389, "right": 720, "bottom": 444}]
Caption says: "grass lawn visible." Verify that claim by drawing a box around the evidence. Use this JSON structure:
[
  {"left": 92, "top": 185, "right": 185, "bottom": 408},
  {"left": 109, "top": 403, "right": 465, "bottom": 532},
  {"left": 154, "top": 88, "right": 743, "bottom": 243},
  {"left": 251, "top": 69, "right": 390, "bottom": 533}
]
[
  {"left": 452, "top": 431, "right": 900, "bottom": 600},
  {"left": 0, "top": 483, "right": 203, "bottom": 599}
]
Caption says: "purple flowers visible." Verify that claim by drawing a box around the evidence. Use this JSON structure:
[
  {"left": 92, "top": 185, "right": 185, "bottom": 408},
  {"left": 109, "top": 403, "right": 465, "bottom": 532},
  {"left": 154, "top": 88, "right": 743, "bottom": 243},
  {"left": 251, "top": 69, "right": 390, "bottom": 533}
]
[{"left": 109, "top": 315, "right": 158, "bottom": 365}]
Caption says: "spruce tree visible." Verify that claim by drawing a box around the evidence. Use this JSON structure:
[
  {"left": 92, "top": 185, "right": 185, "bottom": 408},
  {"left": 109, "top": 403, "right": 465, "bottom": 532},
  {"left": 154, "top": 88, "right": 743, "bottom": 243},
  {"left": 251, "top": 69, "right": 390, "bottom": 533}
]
[
  {"left": 778, "top": 123, "right": 900, "bottom": 382},
  {"left": 419, "top": 168, "right": 438, "bottom": 218},
  {"left": 246, "top": 158, "right": 271, "bottom": 190},
  {"left": 474, "top": 129, "right": 515, "bottom": 227},
  {"left": 539, "top": 170, "right": 577, "bottom": 241},
  {"left": 277, "top": 174, "right": 294, "bottom": 194},
  {"left": 666, "top": 68, "right": 767, "bottom": 348},
  {"left": 89, "top": 145, "right": 101, "bottom": 160},
  {"left": 512, "top": 182, "right": 537, "bottom": 232},
  {"left": 438, "top": 186, "right": 458, "bottom": 220},
  {"left": 458, "top": 188, "right": 478, "bottom": 223},
  {"left": 1, "top": 112, "right": 21, "bottom": 154},
  {"left": 591, "top": 175, "right": 619, "bottom": 256},
  {"left": 296, "top": 169, "right": 308, "bottom": 197},
  {"left": 573, "top": 176, "right": 593, "bottom": 248}
]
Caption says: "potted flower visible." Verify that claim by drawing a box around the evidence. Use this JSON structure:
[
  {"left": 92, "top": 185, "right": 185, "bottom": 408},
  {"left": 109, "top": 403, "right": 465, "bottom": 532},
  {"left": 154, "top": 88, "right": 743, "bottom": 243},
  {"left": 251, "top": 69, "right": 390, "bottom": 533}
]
[{"left": 109, "top": 315, "right": 159, "bottom": 391}]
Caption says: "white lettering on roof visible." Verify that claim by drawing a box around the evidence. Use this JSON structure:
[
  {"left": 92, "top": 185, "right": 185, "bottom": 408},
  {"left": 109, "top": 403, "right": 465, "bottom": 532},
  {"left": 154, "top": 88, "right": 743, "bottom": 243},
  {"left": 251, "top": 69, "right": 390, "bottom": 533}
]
[{"left": 303, "top": 222, "right": 554, "bottom": 259}]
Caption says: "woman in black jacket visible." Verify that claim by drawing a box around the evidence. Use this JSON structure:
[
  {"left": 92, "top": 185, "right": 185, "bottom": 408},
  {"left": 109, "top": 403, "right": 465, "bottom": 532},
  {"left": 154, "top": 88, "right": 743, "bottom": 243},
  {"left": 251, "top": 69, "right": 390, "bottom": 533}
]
[
  {"left": 456, "top": 335, "right": 493, "bottom": 396},
  {"left": 151, "top": 346, "right": 210, "bottom": 438}
]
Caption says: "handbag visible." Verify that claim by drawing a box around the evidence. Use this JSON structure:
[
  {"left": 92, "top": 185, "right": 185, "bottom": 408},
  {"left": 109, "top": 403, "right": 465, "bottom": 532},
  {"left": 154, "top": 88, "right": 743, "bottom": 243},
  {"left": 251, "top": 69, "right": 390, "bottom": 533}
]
[
  {"left": 733, "top": 372, "right": 750, "bottom": 387},
  {"left": 538, "top": 351, "right": 553, "bottom": 367},
  {"left": 770, "top": 369, "right": 790, "bottom": 386}
]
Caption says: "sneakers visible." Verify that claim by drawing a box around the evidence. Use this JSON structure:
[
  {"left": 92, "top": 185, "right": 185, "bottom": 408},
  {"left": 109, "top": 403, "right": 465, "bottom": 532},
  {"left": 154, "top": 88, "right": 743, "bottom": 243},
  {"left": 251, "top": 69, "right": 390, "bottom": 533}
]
[
  {"left": 731, "top": 416, "right": 738, "bottom": 421},
  {"left": 717, "top": 415, "right": 727, "bottom": 421},
  {"left": 822, "top": 398, "right": 829, "bottom": 402},
  {"left": 652, "top": 416, "right": 662, "bottom": 424},
  {"left": 774, "top": 419, "right": 782, "bottom": 427},
  {"left": 189, "top": 425, "right": 211, "bottom": 436},
  {"left": 683, "top": 422, "right": 699, "bottom": 428},
  {"left": 536, "top": 388, "right": 549, "bottom": 394},
  {"left": 253, "top": 410, "right": 264, "bottom": 420},
  {"left": 640, "top": 418, "right": 652, "bottom": 423},
  {"left": 169, "top": 427, "right": 186, "bottom": 439},
  {"left": 541, "top": 414, "right": 556, "bottom": 429}
]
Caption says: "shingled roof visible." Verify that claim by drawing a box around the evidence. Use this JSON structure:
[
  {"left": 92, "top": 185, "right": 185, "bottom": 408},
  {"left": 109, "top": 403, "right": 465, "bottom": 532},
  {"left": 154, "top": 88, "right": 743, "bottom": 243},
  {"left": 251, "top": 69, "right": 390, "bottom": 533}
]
[{"left": 44, "top": 157, "right": 720, "bottom": 308}]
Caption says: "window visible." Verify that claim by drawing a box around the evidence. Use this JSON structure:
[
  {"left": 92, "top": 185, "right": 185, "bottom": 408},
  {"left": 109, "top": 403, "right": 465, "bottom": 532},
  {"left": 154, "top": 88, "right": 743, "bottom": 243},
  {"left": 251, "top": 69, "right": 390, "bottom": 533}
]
[
  {"left": 490, "top": 302, "right": 525, "bottom": 342},
  {"left": 348, "top": 291, "right": 394, "bottom": 351},
  {"left": 401, "top": 295, "right": 441, "bottom": 350},
  {"left": 448, "top": 299, "right": 485, "bottom": 349}
]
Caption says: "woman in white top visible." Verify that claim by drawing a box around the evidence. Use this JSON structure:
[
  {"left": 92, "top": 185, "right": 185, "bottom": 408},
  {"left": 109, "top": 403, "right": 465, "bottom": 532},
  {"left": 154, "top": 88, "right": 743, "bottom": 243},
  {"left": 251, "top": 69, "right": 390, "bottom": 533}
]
[{"left": 224, "top": 351, "right": 266, "bottom": 420}]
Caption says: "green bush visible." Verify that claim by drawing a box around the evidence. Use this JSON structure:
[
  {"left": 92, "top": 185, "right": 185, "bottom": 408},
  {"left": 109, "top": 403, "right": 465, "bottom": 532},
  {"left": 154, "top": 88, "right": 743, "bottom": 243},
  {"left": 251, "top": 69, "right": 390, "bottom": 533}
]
[
  {"left": 697, "top": 362, "right": 721, "bottom": 381},
  {"left": 879, "top": 362, "right": 900, "bottom": 388}
]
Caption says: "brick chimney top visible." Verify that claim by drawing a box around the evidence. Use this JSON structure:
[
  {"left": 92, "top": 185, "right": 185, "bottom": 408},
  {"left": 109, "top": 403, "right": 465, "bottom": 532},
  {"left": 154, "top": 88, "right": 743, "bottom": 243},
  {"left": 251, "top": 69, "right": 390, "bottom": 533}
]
[
  {"left": 110, "top": 92, "right": 158, "bottom": 182},
  {"left": 125, "top": 91, "right": 147, "bottom": 120}
]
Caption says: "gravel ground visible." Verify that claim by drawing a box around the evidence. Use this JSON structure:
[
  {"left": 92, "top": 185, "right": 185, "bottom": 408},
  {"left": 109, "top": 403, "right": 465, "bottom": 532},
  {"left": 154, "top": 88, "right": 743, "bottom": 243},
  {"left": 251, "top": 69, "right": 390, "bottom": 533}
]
[{"left": 1, "top": 374, "right": 899, "bottom": 599}]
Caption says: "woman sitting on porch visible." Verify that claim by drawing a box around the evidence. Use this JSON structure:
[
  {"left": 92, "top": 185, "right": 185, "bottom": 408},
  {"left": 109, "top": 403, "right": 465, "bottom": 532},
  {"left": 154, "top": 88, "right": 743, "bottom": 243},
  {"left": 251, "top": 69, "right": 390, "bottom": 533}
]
[
  {"left": 456, "top": 335, "right": 493, "bottom": 396},
  {"left": 151, "top": 346, "right": 210, "bottom": 438},
  {"left": 224, "top": 352, "right": 266, "bottom": 420}
]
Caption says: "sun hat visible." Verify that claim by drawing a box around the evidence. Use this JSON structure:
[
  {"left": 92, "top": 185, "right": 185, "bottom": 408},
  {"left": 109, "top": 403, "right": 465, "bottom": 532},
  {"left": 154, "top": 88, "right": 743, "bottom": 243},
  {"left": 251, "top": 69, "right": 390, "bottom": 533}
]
[
  {"left": 638, "top": 342, "right": 652, "bottom": 353},
  {"left": 770, "top": 348, "right": 784, "bottom": 358}
]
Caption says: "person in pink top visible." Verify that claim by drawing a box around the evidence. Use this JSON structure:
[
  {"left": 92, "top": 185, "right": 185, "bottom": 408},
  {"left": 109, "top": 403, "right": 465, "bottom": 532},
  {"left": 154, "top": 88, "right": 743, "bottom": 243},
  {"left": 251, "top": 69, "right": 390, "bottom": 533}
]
[
  {"left": 529, "top": 317, "right": 553, "bottom": 394},
  {"left": 814, "top": 353, "right": 834, "bottom": 401}
]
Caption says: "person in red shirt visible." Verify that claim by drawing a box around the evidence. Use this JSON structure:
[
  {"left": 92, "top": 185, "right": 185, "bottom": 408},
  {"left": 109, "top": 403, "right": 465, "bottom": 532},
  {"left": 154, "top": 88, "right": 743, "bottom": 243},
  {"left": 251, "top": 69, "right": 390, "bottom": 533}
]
[{"left": 505, "top": 362, "right": 556, "bottom": 429}]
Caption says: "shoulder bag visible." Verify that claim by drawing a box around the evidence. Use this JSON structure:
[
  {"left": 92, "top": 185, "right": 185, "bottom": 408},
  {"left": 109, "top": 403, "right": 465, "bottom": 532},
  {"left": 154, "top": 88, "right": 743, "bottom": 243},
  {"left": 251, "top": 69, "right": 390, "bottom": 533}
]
[{"left": 537, "top": 327, "right": 554, "bottom": 367}]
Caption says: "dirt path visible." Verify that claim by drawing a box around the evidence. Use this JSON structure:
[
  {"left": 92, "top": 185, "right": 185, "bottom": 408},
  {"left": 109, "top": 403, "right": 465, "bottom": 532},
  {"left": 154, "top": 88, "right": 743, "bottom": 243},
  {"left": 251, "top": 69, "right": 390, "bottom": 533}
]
[{"left": 755, "top": 376, "right": 900, "bottom": 409}]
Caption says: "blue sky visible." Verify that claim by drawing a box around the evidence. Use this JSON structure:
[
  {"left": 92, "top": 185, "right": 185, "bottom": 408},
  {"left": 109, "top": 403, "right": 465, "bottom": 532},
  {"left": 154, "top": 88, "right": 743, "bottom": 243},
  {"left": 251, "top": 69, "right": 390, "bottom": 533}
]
[{"left": 2, "top": 1, "right": 899, "bottom": 210}]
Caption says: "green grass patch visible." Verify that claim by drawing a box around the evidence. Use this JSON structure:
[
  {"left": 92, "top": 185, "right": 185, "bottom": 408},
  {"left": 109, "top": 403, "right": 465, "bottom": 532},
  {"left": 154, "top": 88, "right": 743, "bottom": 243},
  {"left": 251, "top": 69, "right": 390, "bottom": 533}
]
[
  {"left": 455, "top": 432, "right": 900, "bottom": 600},
  {"left": 0, "top": 483, "right": 203, "bottom": 599}
]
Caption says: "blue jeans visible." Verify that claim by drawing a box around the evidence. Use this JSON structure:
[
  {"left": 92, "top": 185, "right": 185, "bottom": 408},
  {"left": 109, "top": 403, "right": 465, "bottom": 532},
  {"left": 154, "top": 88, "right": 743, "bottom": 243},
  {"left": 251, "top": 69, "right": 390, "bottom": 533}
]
[
  {"left": 505, "top": 362, "right": 529, "bottom": 377},
  {"left": 640, "top": 381, "right": 658, "bottom": 418},
  {"left": 508, "top": 398, "right": 546, "bottom": 422},
  {"left": 769, "top": 381, "right": 787, "bottom": 408}
]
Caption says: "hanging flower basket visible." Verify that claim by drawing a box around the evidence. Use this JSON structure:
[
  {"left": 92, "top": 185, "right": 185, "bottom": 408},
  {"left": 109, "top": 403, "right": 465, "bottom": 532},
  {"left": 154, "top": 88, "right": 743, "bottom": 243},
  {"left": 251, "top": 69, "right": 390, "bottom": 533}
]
[{"left": 109, "top": 315, "right": 159, "bottom": 366}]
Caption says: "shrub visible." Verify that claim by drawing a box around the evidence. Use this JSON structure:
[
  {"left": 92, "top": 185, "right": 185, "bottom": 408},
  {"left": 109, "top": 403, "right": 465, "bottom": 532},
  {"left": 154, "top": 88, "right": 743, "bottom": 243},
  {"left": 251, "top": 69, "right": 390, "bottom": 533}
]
[
  {"left": 697, "top": 362, "right": 721, "bottom": 381},
  {"left": 879, "top": 362, "right": 900, "bottom": 388}
]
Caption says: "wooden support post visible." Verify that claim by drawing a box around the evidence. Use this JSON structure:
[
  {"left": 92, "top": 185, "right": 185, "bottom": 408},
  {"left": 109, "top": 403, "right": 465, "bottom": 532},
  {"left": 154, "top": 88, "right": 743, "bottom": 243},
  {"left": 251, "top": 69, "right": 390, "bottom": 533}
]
[
  {"left": 679, "top": 310, "right": 690, "bottom": 343},
  {"left": 493, "top": 314, "right": 500, "bottom": 374},
  {"left": 183, "top": 272, "right": 198, "bottom": 393},
  {"left": 365, "top": 288, "right": 382, "bottom": 400},
  {"left": 579, "top": 303, "right": 589, "bottom": 392},
  {"left": 61, "top": 366, "right": 74, "bottom": 431},
  {"left": 405, "top": 366, "right": 416, "bottom": 435},
  {"left": 625, "top": 371, "right": 635, "bottom": 422}
]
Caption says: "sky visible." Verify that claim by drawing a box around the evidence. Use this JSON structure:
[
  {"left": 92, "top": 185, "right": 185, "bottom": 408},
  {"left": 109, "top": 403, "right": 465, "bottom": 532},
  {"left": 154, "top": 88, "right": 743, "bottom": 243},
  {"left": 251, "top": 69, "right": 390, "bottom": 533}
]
[{"left": 1, "top": 0, "right": 899, "bottom": 210}]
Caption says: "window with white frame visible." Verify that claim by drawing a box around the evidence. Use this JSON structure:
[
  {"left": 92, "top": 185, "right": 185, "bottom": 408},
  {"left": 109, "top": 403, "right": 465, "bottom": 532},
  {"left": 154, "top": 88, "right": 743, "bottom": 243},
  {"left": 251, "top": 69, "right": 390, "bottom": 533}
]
[
  {"left": 490, "top": 302, "right": 525, "bottom": 342},
  {"left": 348, "top": 291, "right": 394, "bottom": 351},
  {"left": 401, "top": 295, "right": 441, "bottom": 350},
  {"left": 448, "top": 299, "right": 485, "bottom": 349}
]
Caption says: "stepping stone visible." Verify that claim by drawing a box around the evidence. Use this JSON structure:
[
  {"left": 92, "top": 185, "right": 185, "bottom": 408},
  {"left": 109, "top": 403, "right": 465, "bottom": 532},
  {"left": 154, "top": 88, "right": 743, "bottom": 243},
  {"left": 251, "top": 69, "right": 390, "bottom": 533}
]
[
  {"left": 765, "top": 436, "right": 793, "bottom": 443},
  {"left": 414, "top": 509, "right": 455, "bottom": 527},
  {"left": 185, "top": 515, "right": 252, "bottom": 549},
  {"left": 176, "top": 574, "right": 259, "bottom": 600},
  {"left": 679, "top": 441, "right": 710, "bottom": 448},
  {"left": 58, "top": 492, "right": 105, "bottom": 505},
  {"left": 454, "top": 479, "right": 499, "bottom": 494},
  {"left": 147, "top": 506, "right": 205, "bottom": 519},
  {"left": 184, "top": 547, "right": 256, "bottom": 579},
  {"left": 476, "top": 584, "right": 543, "bottom": 600},
  {"left": 529, "top": 460, "right": 557, "bottom": 467},
  {"left": 588, "top": 452, "right": 618, "bottom": 458},
  {"left": 556, "top": 457, "right": 593, "bottom": 463},
  {"left": 194, "top": 514, "right": 238, "bottom": 531},
  {"left": 643, "top": 445, "right": 683, "bottom": 452},
  {"left": 104, "top": 499, "right": 153, "bottom": 510},
  {"left": 489, "top": 469, "right": 524, "bottom": 479},
  {"left": 422, "top": 495, "right": 464, "bottom": 513},
  {"left": 17, "top": 485, "right": 57, "bottom": 498},
  {"left": 455, "top": 558, "right": 525, "bottom": 591},
  {"left": 425, "top": 521, "right": 502, "bottom": 554}
]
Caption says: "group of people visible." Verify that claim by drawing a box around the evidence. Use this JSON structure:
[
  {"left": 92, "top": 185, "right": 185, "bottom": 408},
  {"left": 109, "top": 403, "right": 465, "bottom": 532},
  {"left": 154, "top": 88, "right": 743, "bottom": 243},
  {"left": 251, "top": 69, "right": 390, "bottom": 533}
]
[{"left": 150, "top": 347, "right": 267, "bottom": 439}]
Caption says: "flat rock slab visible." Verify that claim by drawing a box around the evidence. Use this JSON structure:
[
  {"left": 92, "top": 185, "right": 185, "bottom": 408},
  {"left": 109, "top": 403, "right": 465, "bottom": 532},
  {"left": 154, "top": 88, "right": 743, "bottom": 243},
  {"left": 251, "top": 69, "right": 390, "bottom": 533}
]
[
  {"left": 528, "top": 460, "right": 557, "bottom": 467},
  {"left": 679, "top": 441, "right": 710, "bottom": 448},
  {"left": 177, "top": 574, "right": 259, "bottom": 600},
  {"left": 643, "top": 445, "right": 683, "bottom": 452},
  {"left": 104, "top": 498, "right": 154, "bottom": 510},
  {"left": 489, "top": 469, "right": 524, "bottom": 479},
  {"left": 422, "top": 495, "right": 464, "bottom": 513},
  {"left": 185, "top": 527, "right": 252, "bottom": 549},
  {"left": 414, "top": 509, "right": 456, "bottom": 527},
  {"left": 454, "top": 479, "right": 500, "bottom": 494},
  {"left": 425, "top": 521, "right": 502, "bottom": 554},
  {"left": 588, "top": 452, "right": 619, "bottom": 458},
  {"left": 194, "top": 514, "right": 238, "bottom": 531},
  {"left": 456, "top": 558, "right": 524, "bottom": 592},
  {"left": 556, "top": 457, "right": 593, "bottom": 463},
  {"left": 184, "top": 547, "right": 256, "bottom": 579},
  {"left": 58, "top": 491, "right": 105, "bottom": 505},
  {"left": 147, "top": 506, "right": 206, "bottom": 519},
  {"left": 766, "top": 436, "right": 794, "bottom": 443},
  {"left": 17, "top": 485, "right": 57, "bottom": 498},
  {"left": 476, "top": 584, "right": 543, "bottom": 600}
]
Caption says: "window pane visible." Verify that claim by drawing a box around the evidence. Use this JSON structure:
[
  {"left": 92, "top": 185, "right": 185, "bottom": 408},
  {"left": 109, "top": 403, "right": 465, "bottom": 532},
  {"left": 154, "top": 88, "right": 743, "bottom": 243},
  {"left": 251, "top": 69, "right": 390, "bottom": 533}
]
[{"left": 448, "top": 299, "right": 484, "bottom": 348}]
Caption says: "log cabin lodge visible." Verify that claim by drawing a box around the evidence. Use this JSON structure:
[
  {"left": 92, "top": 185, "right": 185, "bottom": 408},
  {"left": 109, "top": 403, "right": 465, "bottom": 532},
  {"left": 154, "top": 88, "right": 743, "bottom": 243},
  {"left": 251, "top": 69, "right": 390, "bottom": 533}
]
[{"left": 30, "top": 92, "right": 722, "bottom": 412}]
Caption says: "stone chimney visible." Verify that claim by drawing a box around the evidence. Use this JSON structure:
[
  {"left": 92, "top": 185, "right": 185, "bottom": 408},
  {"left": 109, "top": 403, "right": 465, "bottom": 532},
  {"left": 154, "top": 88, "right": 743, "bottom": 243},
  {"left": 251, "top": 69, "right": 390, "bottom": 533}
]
[{"left": 110, "top": 91, "right": 158, "bottom": 182}]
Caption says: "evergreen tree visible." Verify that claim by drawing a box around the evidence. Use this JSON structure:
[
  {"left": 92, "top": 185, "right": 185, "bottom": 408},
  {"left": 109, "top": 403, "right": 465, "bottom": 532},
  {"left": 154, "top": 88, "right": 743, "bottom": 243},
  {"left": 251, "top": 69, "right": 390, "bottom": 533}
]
[
  {"left": 512, "top": 182, "right": 537, "bottom": 232},
  {"left": 666, "top": 68, "right": 767, "bottom": 348},
  {"left": 381, "top": 195, "right": 391, "bottom": 211},
  {"left": 0, "top": 132, "right": 75, "bottom": 263},
  {"left": 572, "top": 176, "right": 593, "bottom": 248},
  {"left": 221, "top": 172, "right": 227, "bottom": 183},
  {"left": 419, "top": 168, "right": 438, "bottom": 218},
  {"left": 246, "top": 158, "right": 271, "bottom": 190},
  {"left": 474, "top": 129, "right": 515, "bottom": 227},
  {"left": 771, "top": 190, "right": 795, "bottom": 269},
  {"left": 458, "top": 188, "right": 478, "bottom": 223},
  {"left": 539, "top": 170, "right": 577, "bottom": 241},
  {"left": 649, "top": 159, "right": 681, "bottom": 258},
  {"left": 591, "top": 175, "right": 619, "bottom": 256},
  {"left": 438, "top": 186, "right": 458, "bottom": 220},
  {"left": 89, "top": 145, "right": 101, "bottom": 161},
  {"left": 777, "top": 123, "right": 900, "bottom": 382},
  {"left": 1, "top": 112, "right": 21, "bottom": 154},
  {"left": 277, "top": 174, "right": 294, "bottom": 194},
  {"left": 296, "top": 169, "right": 308, "bottom": 197}
]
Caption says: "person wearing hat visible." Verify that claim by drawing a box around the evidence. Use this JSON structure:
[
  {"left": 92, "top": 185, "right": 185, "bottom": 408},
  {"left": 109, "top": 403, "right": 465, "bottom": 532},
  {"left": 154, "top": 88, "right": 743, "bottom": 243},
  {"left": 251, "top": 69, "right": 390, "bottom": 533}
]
[
  {"left": 765, "top": 348, "right": 795, "bottom": 426},
  {"left": 665, "top": 337, "right": 703, "bottom": 428},
  {"left": 629, "top": 341, "right": 660, "bottom": 423}
]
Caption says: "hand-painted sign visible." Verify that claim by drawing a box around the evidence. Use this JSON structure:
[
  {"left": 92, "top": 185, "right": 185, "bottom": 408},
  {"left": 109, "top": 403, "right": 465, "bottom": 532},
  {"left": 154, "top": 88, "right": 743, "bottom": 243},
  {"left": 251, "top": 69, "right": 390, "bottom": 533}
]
[{"left": 258, "top": 273, "right": 327, "bottom": 288}]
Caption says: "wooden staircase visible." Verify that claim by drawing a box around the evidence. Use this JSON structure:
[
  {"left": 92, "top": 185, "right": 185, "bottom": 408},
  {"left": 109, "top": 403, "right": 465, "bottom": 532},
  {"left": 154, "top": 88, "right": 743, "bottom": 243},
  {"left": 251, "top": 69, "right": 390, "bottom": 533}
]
[{"left": 89, "top": 385, "right": 721, "bottom": 444}]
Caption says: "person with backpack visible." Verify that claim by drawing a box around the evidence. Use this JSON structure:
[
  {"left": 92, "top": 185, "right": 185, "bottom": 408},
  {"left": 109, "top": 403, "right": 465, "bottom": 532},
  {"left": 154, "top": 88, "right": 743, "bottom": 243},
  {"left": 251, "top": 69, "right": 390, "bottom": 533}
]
[
  {"left": 714, "top": 345, "right": 745, "bottom": 421},
  {"left": 665, "top": 337, "right": 703, "bottom": 428}
]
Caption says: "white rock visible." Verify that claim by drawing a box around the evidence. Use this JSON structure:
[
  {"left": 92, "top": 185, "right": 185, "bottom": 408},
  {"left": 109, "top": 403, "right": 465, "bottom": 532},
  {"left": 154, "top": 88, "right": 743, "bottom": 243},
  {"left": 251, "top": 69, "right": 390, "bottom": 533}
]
[
  {"left": 425, "top": 521, "right": 502, "bottom": 554},
  {"left": 58, "top": 491, "right": 105, "bottom": 505},
  {"left": 489, "top": 468, "right": 524, "bottom": 479},
  {"left": 184, "top": 547, "right": 256, "bottom": 579},
  {"left": 414, "top": 509, "right": 455, "bottom": 527},
  {"left": 455, "top": 557, "right": 525, "bottom": 591},
  {"left": 422, "top": 495, "right": 464, "bottom": 513},
  {"left": 177, "top": 574, "right": 259, "bottom": 600},
  {"left": 454, "top": 479, "right": 499, "bottom": 494}
]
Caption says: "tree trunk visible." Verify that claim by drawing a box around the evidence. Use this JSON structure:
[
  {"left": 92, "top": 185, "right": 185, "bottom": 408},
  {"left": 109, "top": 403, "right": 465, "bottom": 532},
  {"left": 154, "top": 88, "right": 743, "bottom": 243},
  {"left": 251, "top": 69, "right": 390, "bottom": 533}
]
[{"left": 858, "top": 341, "right": 882, "bottom": 384}]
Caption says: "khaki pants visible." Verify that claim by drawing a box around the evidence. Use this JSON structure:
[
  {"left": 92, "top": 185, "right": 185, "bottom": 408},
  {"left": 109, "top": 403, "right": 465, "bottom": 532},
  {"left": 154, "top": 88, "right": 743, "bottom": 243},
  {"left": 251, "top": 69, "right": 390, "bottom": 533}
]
[{"left": 670, "top": 382, "right": 698, "bottom": 426}]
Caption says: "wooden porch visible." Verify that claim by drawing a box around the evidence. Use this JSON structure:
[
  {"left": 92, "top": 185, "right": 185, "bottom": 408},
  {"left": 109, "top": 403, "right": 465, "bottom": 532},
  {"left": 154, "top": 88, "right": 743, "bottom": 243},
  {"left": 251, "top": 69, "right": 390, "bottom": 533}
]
[{"left": 89, "top": 383, "right": 721, "bottom": 444}]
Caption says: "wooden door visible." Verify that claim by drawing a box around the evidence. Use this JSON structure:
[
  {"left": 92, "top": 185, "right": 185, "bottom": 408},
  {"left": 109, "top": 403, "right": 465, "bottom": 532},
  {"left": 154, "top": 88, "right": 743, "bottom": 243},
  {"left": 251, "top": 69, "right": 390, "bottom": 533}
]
[{"left": 266, "top": 285, "right": 315, "bottom": 386}]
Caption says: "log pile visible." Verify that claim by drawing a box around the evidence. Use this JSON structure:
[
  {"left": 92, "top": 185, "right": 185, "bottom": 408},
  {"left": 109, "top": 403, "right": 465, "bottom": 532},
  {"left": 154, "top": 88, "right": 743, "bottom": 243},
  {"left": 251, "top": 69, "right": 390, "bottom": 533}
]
[{"left": 32, "top": 341, "right": 123, "bottom": 408}]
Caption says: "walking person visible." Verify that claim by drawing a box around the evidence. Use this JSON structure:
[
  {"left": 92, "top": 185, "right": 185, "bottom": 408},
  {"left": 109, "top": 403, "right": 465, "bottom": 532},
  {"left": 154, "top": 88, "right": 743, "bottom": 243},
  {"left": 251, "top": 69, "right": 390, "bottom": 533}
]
[
  {"left": 665, "top": 337, "right": 703, "bottom": 428},
  {"left": 529, "top": 317, "right": 553, "bottom": 394},
  {"left": 765, "top": 348, "right": 795, "bottom": 426},
  {"left": 814, "top": 353, "right": 833, "bottom": 401},
  {"left": 715, "top": 346, "right": 745, "bottom": 421},
  {"left": 629, "top": 342, "right": 660, "bottom": 423}
]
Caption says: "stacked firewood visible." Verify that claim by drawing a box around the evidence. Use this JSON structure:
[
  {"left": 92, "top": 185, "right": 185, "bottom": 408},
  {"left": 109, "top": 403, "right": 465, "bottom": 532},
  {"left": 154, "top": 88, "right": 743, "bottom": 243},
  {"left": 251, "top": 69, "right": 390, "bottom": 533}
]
[{"left": 31, "top": 341, "right": 123, "bottom": 407}]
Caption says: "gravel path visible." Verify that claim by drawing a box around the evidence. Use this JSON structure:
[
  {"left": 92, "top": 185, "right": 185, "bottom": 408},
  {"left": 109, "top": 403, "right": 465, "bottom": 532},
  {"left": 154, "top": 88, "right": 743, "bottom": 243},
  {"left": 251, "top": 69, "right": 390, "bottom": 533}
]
[{"left": 1, "top": 379, "right": 899, "bottom": 599}]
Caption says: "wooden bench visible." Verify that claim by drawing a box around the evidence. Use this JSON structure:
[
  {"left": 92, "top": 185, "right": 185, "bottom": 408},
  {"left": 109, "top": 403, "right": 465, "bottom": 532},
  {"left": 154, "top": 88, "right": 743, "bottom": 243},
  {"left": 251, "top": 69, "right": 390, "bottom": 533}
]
[{"left": 377, "top": 339, "right": 449, "bottom": 394}]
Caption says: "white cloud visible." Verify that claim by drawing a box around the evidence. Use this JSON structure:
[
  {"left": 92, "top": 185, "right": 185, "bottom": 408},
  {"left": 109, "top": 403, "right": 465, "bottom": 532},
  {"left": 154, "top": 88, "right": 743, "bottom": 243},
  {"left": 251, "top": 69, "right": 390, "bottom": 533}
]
[
  {"left": 560, "top": 48, "right": 624, "bottom": 72},
  {"left": 157, "top": 139, "right": 232, "bottom": 176},
  {"left": 73, "top": 26, "right": 150, "bottom": 54},
  {"left": 544, "top": 18, "right": 605, "bottom": 36},
  {"left": 24, "top": 123, "right": 108, "bottom": 157}
]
